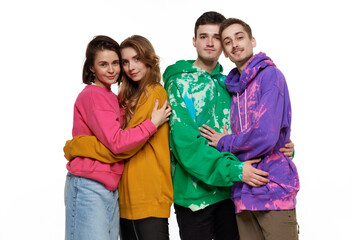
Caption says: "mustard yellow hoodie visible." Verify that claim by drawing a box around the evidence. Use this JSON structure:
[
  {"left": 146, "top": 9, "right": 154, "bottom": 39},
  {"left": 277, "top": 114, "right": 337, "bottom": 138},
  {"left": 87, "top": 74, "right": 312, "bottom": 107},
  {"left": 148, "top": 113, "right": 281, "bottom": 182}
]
[{"left": 63, "top": 84, "right": 173, "bottom": 219}]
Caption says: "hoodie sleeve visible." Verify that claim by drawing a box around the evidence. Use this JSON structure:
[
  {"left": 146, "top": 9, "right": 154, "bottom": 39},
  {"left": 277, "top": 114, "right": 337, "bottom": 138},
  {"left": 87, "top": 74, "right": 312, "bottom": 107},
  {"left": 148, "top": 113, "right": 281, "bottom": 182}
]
[
  {"left": 79, "top": 89, "right": 157, "bottom": 155},
  {"left": 63, "top": 86, "right": 164, "bottom": 163},
  {"left": 63, "top": 135, "right": 119, "bottom": 163},
  {"left": 167, "top": 82, "right": 243, "bottom": 186},
  {"left": 217, "top": 69, "right": 291, "bottom": 161},
  {"left": 114, "top": 85, "right": 168, "bottom": 159}
]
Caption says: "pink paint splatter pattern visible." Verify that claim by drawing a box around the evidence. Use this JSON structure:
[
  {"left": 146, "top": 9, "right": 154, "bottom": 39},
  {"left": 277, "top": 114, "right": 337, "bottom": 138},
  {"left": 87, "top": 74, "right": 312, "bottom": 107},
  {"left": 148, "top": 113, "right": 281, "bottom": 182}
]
[{"left": 219, "top": 52, "right": 300, "bottom": 212}]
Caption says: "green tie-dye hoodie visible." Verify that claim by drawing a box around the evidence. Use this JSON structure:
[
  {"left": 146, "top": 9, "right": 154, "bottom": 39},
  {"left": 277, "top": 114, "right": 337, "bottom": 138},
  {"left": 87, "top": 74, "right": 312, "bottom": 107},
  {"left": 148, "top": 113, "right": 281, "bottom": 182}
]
[{"left": 163, "top": 60, "right": 244, "bottom": 211}]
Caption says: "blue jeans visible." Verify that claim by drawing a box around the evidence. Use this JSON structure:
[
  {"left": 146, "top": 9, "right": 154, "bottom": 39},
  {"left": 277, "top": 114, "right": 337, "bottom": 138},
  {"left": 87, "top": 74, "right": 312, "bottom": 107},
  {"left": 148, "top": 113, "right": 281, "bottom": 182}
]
[{"left": 64, "top": 173, "right": 120, "bottom": 240}]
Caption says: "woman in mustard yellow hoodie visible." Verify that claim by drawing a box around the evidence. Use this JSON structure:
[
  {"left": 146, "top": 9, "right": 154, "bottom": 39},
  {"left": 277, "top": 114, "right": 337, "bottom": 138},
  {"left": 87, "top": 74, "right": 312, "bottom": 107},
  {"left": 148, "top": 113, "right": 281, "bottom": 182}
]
[{"left": 64, "top": 35, "right": 173, "bottom": 240}]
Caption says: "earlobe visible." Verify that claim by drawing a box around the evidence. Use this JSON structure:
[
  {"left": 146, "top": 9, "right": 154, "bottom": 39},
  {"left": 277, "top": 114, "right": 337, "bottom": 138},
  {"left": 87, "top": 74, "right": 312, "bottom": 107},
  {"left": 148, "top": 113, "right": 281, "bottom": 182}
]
[
  {"left": 89, "top": 66, "right": 95, "bottom": 73},
  {"left": 192, "top": 37, "right": 196, "bottom": 47},
  {"left": 252, "top": 37, "right": 257, "bottom": 48}
]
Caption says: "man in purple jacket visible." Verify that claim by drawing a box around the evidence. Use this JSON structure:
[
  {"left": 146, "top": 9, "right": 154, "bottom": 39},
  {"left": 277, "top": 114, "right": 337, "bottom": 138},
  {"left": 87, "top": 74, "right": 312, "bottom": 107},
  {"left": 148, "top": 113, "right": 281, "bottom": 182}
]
[{"left": 200, "top": 18, "right": 299, "bottom": 240}]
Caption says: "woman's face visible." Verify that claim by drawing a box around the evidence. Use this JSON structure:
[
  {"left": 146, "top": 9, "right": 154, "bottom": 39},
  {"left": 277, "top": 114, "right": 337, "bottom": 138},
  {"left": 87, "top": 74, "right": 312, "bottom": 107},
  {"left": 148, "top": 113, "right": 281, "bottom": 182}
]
[
  {"left": 90, "top": 49, "right": 120, "bottom": 88},
  {"left": 121, "top": 47, "right": 147, "bottom": 84}
]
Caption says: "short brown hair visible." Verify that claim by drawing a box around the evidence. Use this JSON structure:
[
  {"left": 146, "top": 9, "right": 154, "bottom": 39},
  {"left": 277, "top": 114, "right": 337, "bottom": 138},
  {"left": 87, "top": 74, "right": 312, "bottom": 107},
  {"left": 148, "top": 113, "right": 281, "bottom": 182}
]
[
  {"left": 219, "top": 18, "right": 253, "bottom": 40},
  {"left": 194, "top": 11, "right": 225, "bottom": 38}
]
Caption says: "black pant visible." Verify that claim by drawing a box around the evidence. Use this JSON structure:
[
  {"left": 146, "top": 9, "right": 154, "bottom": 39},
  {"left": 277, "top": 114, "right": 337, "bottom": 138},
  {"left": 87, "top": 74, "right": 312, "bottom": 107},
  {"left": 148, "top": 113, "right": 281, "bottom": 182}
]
[
  {"left": 174, "top": 199, "right": 239, "bottom": 240},
  {"left": 120, "top": 217, "right": 169, "bottom": 240}
]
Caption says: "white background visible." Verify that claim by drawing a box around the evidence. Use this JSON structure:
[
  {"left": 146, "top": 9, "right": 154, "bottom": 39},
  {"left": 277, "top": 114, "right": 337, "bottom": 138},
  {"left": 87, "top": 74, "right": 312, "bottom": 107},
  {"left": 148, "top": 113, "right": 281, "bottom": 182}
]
[{"left": 1, "top": 0, "right": 351, "bottom": 239}]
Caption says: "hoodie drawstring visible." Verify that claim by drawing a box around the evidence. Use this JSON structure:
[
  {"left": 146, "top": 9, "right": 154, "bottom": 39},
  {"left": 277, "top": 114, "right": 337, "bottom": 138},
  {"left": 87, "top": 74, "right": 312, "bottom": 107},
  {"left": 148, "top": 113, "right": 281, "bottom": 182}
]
[{"left": 237, "top": 90, "right": 247, "bottom": 132}]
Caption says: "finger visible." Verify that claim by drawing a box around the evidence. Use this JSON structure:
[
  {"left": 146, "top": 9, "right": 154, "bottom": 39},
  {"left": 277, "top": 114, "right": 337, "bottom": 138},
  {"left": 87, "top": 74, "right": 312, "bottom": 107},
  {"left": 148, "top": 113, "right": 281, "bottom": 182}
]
[
  {"left": 200, "top": 131, "right": 210, "bottom": 139},
  {"left": 161, "top": 100, "right": 168, "bottom": 109},
  {"left": 202, "top": 124, "right": 215, "bottom": 133},
  {"left": 247, "top": 158, "right": 261, "bottom": 164},
  {"left": 252, "top": 181, "right": 262, "bottom": 187},
  {"left": 254, "top": 169, "right": 269, "bottom": 177},
  {"left": 200, "top": 132, "right": 213, "bottom": 142},
  {"left": 283, "top": 151, "right": 293, "bottom": 157},
  {"left": 153, "top": 99, "right": 159, "bottom": 111},
  {"left": 285, "top": 140, "right": 294, "bottom": 148},
  {"left": 199, "top": 127, "right": 210, "bottom": 135},
  {"left": 247, "top": 180, "right": 260, "bottom": 188},
  {"left": 256, "top": 175, "right": 270, "bottom": 184},
  {"left": 279, "top": 147, "right": 287, "bottom": 153},
  {"left": 250, "top": 175, "right": 269, "bottom": 186},
  {"left": 223, "top": 125, "right": 228, "bottom": 134},
  {"left": 284, "top": 143, "right": 293, "bottom": 148},
  {"left": 165, "top": 105, "right": 172, "bottom": 114},
  {"left": 200, "top": 132, "right": 207, "bottom": 138}
]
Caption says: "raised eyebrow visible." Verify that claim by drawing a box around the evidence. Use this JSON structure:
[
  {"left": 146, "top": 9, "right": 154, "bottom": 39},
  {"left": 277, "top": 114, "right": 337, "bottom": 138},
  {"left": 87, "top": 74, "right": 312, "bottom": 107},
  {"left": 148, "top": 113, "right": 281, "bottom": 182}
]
[
  {"left": 222, "top": 36, "right": 231, "bottom": 43},
  {"left": 222, "top": 31, "right": 245, "bottom": 42}
]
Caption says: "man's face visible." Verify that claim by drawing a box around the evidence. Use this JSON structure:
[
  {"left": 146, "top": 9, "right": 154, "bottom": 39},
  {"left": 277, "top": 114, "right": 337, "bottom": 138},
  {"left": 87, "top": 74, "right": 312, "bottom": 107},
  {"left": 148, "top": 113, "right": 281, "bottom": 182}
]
[
  {"left": 193, "top": 24, "right": 223, "bottom": 63},
  {"left": 221, "top": 23, "right": 256, "bottom": 70}
]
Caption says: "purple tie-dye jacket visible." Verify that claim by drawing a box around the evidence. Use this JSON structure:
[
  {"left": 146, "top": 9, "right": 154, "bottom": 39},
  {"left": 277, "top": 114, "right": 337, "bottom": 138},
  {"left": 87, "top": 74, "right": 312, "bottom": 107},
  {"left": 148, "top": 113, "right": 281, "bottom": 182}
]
[{"left": 217, "top": 52, "right": 299, "bottom": 213}]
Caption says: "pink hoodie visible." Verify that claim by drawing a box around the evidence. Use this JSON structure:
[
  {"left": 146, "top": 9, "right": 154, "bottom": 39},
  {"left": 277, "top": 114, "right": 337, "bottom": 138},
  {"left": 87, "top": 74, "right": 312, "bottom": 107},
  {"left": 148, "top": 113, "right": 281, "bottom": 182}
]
[{"left": 66, "top": 85, "right": 157, "bottom": 191}]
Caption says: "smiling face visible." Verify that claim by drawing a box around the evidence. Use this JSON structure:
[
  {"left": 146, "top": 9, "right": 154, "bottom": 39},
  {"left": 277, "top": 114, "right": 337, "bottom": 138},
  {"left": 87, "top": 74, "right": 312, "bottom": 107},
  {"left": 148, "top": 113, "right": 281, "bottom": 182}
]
[
  {"left": 193, "top": 24, "right": 223, "bottom": 64},
  {"left": 89, "top": 49, "right": 120, "bottom": 88},
  {"left": 221, "top": 23, "right": 256, "bottom": 72},
  {"left": 121, "top": 47, "right": 148, "bottom": 84}
]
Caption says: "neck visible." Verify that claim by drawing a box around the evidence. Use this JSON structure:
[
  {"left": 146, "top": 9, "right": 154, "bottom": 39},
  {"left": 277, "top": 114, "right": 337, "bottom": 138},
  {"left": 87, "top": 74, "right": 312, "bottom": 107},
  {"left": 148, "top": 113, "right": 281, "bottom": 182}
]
[
  {"left": 236, "top": 55, "right": 254, "bottom": 75},
  {"left": 193, "top": 58, "right": 218, "bottom": 74},
  {"left": 238, "top": 65, "right": 244, "bottom": 74}
]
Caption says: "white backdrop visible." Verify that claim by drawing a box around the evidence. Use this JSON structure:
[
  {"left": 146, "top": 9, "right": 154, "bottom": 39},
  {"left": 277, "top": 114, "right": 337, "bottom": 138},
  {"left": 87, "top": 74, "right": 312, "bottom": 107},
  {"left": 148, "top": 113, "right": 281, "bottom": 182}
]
[{"left": 1, "top": 0, "right": 351, "bottom": 239}]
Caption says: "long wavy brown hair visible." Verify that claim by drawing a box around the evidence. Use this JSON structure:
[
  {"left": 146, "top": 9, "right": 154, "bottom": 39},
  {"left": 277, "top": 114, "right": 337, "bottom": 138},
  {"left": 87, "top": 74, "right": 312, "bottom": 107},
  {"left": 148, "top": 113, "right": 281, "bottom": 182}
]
[{"left": 118, "top": 35, "right": 161, "bottom": 128}]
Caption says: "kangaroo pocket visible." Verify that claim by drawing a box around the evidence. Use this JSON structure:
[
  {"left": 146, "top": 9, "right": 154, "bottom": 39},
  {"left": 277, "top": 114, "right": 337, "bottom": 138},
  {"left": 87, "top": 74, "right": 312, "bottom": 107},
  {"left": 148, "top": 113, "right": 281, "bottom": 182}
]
[
  {"left": 233, "top": 155, "right": 299, "bottom": 199},
  {"left": 234, "top": 182, "right": 270, "bottom": 197},
  {"left": 264, "top": 155, "right": 300, "bottom": 195}
]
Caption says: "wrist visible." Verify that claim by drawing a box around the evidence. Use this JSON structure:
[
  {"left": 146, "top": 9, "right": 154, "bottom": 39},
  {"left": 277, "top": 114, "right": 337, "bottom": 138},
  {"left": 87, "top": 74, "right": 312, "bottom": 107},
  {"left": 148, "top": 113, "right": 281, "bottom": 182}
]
[{"left": 151, "top": 119, "right": 159, "bottom": 128}]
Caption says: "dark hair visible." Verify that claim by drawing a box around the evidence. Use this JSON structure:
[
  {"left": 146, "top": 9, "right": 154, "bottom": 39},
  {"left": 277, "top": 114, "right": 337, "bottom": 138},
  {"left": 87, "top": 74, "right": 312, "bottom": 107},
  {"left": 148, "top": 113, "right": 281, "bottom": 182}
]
[
  {"left": 194, "top": 11, "right": 225, "bottom": 38},
  {"left": 219, "top": 18, "right": 253, "bottom": 40},
  {"left": 82, "top": 35, "right": 123, "bottom": 85}
]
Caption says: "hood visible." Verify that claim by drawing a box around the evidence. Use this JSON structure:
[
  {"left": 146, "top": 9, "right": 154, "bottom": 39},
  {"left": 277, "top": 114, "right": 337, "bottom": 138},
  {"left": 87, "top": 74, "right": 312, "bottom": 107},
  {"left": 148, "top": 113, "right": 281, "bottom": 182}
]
[
  {"left": 225, "top": 52, "right": 275, "bottom": 94},
  {"left": 163, "top": 60, "right": 223, "bottom": 87}
]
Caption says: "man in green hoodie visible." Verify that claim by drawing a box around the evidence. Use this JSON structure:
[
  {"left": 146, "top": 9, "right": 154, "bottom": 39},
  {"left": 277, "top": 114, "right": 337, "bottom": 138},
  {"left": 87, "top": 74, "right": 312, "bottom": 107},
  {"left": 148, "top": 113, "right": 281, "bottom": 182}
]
[{"left": 163, "top": 11, "right": 270, "bottom": 240}]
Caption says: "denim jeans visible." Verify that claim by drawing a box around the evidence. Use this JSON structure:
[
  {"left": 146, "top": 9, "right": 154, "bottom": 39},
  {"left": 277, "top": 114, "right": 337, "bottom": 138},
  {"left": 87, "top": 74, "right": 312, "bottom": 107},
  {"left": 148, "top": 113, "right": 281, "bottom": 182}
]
[{"left": 64, "top": 173, "right": 119, "bottom": 240}]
